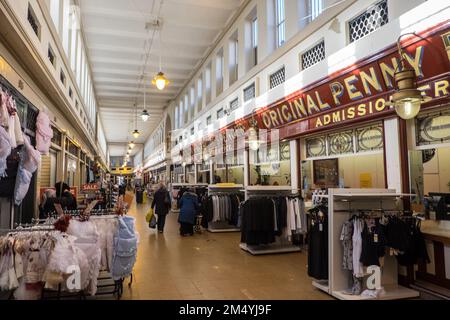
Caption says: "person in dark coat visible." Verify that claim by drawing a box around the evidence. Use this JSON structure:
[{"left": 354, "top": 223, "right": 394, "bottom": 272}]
[
  {"left": 178, "top": 188, "right": 199, "bottom": 236},
  {"left": 55, "top": 181, "right": 77, "bottom": 210},
  {"left": 39, "top": 189, "right": 58, "bottom": 218},
  {"left": 151, "top": 182, "right": 171, "bottom": 233}
]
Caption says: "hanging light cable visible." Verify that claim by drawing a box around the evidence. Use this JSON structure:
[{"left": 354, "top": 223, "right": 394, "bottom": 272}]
[
  {"left": 141, "top": 78, "right": 150, "bottom": 121},
  {"left": 132, "top": 104, "right": 140, "bottom": 138},
  {"left": 152, "top": 16, "right": 170, "bottom": 91}
]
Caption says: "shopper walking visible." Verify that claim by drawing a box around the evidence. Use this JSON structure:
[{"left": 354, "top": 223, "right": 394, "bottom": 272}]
[
  {"left": 178, "top": 188, "right": 199, "bottom": 236},
  {"left": 151, "top": 182, "right": 171, "bottom": 233}
]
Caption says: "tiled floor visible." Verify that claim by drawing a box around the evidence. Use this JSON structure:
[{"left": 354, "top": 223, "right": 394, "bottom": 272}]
[{"left": 120, "top": 200, "right": 331, "bottom": 300}]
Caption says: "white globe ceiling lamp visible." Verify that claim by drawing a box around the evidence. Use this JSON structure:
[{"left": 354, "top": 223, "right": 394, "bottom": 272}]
[
  {"left": 141, "top": 109, "right": 149, "bottom": 122},
  {"left": 132, "top": 129, "right": 140, "bottom": 139},
  {"left": 387, "top": 33, "right": 430, "bottom": 120},
  {"left": 129, "top": 141, "right": 135, "bottom": 149}
]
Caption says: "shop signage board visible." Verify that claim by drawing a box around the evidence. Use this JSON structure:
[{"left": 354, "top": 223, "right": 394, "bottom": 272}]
[
  {"left": 81, "top": 183, "right": 100, "bottom": 191},
  {"left": 227, "top": 25, "right": 450, "bottom": 140}
]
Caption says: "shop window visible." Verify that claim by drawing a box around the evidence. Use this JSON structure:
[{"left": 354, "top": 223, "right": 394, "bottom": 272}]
[
  {"left": 48, "top": 45, "right": 56, "bottom": 67},
  {"left": 243, "top": 82, "right": 255, "bottom": 102},
  {"left": 301, "top": 40, "right": 325, "bottom": 70},
  {"left": 269, "top": 66, "right": 285, "bottom": 89},
  {"left": 229, "top": 97, "right": 239, "bottom": 112},
  {"left": 206, "top": 115, "right": 212, "bottom": 125},
  {"left": 186, "top": 164, "right": 196, "bottom": 184},
  {"left": 51, "top": 127, "right": 61, "bottom": 145},
  {"left": 68, "top": 141, "right": 78, "bottom": 156},
  {"left": 348, "top": 0, "right": 388, "bottom": 43},
  {"left": 27, "top": 4, "right": 41, "bottom": 39},
  {"left": 197, "top": 161, "right": 211, "bottom": 184},
  {"left": 306, "top": 136, "right": 327, "bottom": 158},
  {"left": 216, "top": 49, "right": 224, "bottom": 95},
  {"left": 275, "top": 0, "right": 286, "bottom": 48},
  {"left": 251, "top": 17, "right": 258, "bottom": 66},
  {"left": 249, "top": 141, "right": 291, "bottom": 186},
  {"left": 356, "top": 125, "right": 384, "bottom": 152},
  {"left": 26, "top": 105, "right": 39, "bottom": 132},
  {"left": 409, "top": 110, "right": 450, "bottom": 220},
  {"left": 327, "top": 130, "right": 354, "bottom": 156},
  {"left": 301, "top": 123, "right": 385, "bottom": 198},
  {"left": 309, "top": 0, "right": 324, "bottom": 21}
]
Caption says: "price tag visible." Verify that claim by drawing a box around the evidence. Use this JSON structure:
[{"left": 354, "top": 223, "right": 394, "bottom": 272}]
[
  {"left": 374, "top": 233, "right": 378, "bottom": 243},
  {"left": 319, "top": 223, "right": 323, "bottom": 232}
]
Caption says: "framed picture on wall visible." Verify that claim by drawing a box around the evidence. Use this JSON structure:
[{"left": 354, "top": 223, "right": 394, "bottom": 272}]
[{"left": 313, "top": 159, "right": 339, "bottom": 187}]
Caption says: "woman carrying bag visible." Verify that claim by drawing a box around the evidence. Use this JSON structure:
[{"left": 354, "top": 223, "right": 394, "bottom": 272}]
[{"left": 151, "top": 182, "right": 171, "bottom": 233}]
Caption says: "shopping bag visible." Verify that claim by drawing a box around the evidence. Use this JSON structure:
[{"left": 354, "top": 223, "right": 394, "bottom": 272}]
[
  {"left": 143, "top": 191, "right": 147, "bottom": 204},
  {"left": 145, "top": 207, "right": 154, "bottom": 223},
  {"left": 149, "top": 214, "right": 157, "bottom": 229}
]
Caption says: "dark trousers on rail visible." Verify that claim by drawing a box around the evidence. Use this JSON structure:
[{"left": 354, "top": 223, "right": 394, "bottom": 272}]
[{"left": 157, "top": 214, "right": 167, "bottom": 232}]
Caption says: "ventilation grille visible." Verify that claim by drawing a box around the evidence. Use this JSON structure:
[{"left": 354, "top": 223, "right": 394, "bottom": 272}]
[
  {"left": 269, "top": 67, "right": 285, "bottom": 89},
  {"left": 243, "top": 83, "right": 255, "bottom": 102},
  {"left": 301, "top": 41, "right": 325, "bottom": 70},
  {"left": 229, "top": 98, "right": 239, "bottom": 112},
  {"left": 217, "top": 108, "right": 224, "bottom": 119},
  {"left": 349, "top": 0, "right": 388, "bottom": 43}
]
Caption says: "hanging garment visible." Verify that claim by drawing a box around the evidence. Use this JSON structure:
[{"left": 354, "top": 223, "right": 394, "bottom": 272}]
[
  {"left": 91, "top": 217, "right": 119, "bottom": 271},
  {"left": 0, "top": 91, "right": 9, "bottom": 127},
  {"left": 240, "top": 198, "right": 276, "bottom": 246},
  {"left": 35, "top": 111, "right": 53, "bottom": 155},
  {"left": 307, "top": 209, "right": 328, "bottom": 280},
  {"left": 66, "top": 219, "right": 101, "bottom": 295},
  {"left": 5, "top": 95, "right": 24, "bottom": 148},
  {"left": 396, "top": 219, "right": 430, "bottom": 266},
  {"left": 352, "top": 218, "right": 364, "bottom": 278},
  {"left": 340, "top": 220, "right": 353, "bottom": 271},
  {"left": 0, "top": 147, "right": 20, "bottom": 197},
  {"left": 359, "top": 219, "right": 386, "bottom": 267},
  {"left": 0, "top": 125, "right": 11, "bottom": 177},
  {"left": 14, "top": 135, "right": 41, "bottom": 206},
  {"left": 111, "top": 216, "right": 137, "bottom": 281}
]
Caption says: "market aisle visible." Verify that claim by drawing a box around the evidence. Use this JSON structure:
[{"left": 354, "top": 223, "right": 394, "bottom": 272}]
[{"left": 121, "top": 198, "right": 331, "bottom": 300}]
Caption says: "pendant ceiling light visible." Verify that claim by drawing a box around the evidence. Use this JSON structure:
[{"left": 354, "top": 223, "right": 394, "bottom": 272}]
[
  {"left": 152, "top": 25, "right": 170, "bottom": 91},
  {"left": 132, "top": 104, "right": 140, "bottom": 138},
  {"left": 387, "top": 33, "right": 430, "bottom": 120},
  {"left": 129, "top": 141, "right": 135, "bottom": 149},
  {"left": 141, "top": 110, "right": 149, "bottom": 122},
  {"left": 141, "top": 82, "right": 150, "bottom": 121}
]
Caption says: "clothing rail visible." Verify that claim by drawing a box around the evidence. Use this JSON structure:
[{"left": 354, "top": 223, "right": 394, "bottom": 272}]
[
  {"left": 247, "top": 193, "right": 302, "bottom": 199},
  {"left": 2, "top": 227, "right": 56, "bottom": 233}
]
